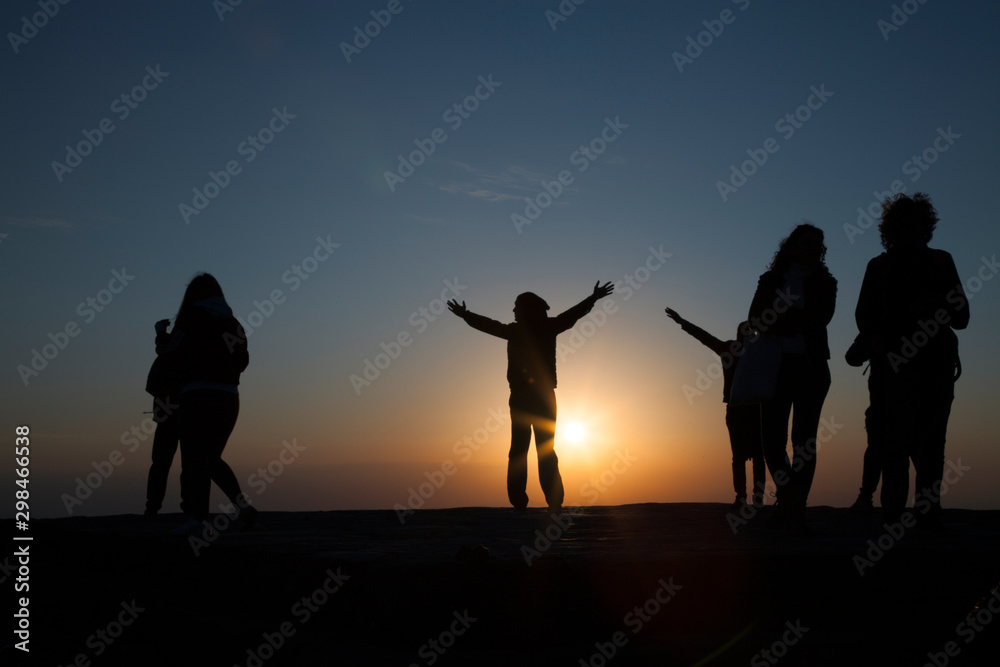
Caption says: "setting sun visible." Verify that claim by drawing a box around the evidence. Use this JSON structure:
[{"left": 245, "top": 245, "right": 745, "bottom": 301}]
[{"left": 563, "top": 421, "right": 587, "bottom": 443}]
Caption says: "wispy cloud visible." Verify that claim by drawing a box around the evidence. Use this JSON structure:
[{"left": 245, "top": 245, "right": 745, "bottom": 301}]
[
  {"left": 439, "top": 183, "right": 525, "bottom": 201},
  {"left": 439, "top": 161, "right": 581, "bottom": 202}
]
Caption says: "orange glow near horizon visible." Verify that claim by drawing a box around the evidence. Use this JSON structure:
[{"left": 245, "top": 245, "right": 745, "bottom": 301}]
[{"left": 23, "top": 323, "right": 1000, "bottom": 519}]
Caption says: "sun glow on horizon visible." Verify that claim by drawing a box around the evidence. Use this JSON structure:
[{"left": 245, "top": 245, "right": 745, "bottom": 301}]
[{"left": 563, "top": 421, "right": 587, "bottom": 443}]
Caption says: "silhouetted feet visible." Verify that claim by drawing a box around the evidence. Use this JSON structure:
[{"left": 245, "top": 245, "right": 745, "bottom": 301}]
[
  {"left": 730, "top": 496, "right": 748, "bottom": 511},
  {"left": 752, "top": 494, "right": 764, "bottom": 508}
]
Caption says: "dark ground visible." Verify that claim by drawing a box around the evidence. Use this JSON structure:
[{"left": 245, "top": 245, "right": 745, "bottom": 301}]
[{"left": 4, "top": 503, "right": 1000, "bottom": 666}]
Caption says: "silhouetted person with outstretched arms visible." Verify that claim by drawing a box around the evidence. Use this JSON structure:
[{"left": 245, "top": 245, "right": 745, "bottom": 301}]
[
  {"left": 448, "top": 282, "right": 614, "bottom": 511},
  {"left": 665, "top": 308, "right": 766, "bottom": 509},
  {"left": 854, "top": 193, "right": 968, "bottom": 530},
  {"left": 143, "top": 317, "right": 248, "bottom": 519}
]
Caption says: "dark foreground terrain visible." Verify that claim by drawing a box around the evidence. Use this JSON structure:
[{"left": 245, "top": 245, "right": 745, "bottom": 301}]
[{"left": 4, "top": 504, "right": 1000, "bottom": 666}]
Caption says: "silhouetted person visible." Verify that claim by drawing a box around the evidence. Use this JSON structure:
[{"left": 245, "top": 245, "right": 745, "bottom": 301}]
[
  {"left": 144, "top": 317, "right": 247, "bottom": 518},
  {"left": 665, "top": 308, "right": 766, "bottom": 508},
  {"left": 167, "top": 273, "right": 255, "bottom": 532},
  {"left": 748, "top": 224, "right": 837, "bottom": 536},
  {"left": 448, "top": 282, "right": 614, "bottom": 511},
  {"left": 844, "top": 335, "right": 889, "bottom": 513},
  {"left": 855, "top": 193, "right": 968, "bottom": 529}
]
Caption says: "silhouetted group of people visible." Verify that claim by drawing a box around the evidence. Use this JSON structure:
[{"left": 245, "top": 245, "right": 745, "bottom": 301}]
[
  {"left": 666, "top": 223, "right": 836, "bottom": 534},
  {"left": 664, "top": 194, "right": 968, "bottom": 535},
  {"left": 146, "top": 192, "right": 967, "bottom": 538}
]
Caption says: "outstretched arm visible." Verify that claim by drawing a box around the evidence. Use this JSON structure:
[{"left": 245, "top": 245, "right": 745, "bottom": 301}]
[
  {"left": 448, "top": 300, "right": 510, "bottom": 339},
  {"left": 552, "top": 281, "right": 614, "bottom": 332},
  {"left": 664, "top": 308, "right": 685, "bottom": 326},
  {"left": 665, "top": 308, "right": 729, "bottom": 356}
]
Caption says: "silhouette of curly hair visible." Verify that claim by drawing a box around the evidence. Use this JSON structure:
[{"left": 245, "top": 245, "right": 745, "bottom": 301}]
[
  {"left": 878, "top": 192, "right": 938, "bottom": 250},
  {"left": 767, "top": 223, "right": 830, "bottom": 275}
]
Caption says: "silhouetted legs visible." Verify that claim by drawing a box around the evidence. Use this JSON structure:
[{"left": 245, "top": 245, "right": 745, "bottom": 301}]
[
  {"left": 726, "top": 403, "right": 766, "bottom": 502},
  {"left": 881, "top": 367, "right": 954, "bottom": 523},
  {"left": 858, "top": 404, "right": 885, "bottom": 498},
  {"left": 210, "top": 460, "right": 243, "bottom": 506},
  {"left": 912, "top": 385, "right": 952, "bottom": 520},
  {"left": 855, "top": 370, "right": 889, "bottom": 507},
  {"left": 752, "top": 456, "right": 766, "bottom": 501},
  {"left": 146, "top": 398, "right": 180, "bottom": 514},
  {"left": 147, "top": 396, "right": 244, "bottom": 515},
  {"left": 508, "top": 388, "right": 563, "bottom": 509},
  {"left": 730, "top": 458, "right": 766, "bottom": 504},
  {"left": 178, "top": 390, "right": 240, "bottom": 521},
  {"left": 760, "top": 355, "right": 830, "bottom": 510}
]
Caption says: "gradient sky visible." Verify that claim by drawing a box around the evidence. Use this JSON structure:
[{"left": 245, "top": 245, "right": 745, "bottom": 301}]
[{"left": 3, "top": 0, "right": 999, "bottom": 517}]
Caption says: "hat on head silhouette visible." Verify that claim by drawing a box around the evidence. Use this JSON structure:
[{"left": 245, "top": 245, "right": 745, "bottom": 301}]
[{"left": 513, "top": 292, "right": 549, "bottom": 322}]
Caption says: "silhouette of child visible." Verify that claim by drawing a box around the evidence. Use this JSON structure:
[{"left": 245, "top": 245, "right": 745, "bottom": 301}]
[{"left": 665, "top": 308, "right": 766, "bottom": 508}]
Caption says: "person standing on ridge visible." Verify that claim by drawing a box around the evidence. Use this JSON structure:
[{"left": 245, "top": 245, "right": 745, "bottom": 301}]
[
  {"left": 854, "top": 193, "right": 968, "bottom": 530},
  {"left": 748, "top": 224, "right": 837, "bottom": 536},
  {"left": 665, "top": 308, "right": 766, "bottom": 509},
  {"left": 167, "top": 273, "right": 256, "bottom": 534},
  {"left": 448, "top": 281, "right": 614, "bottom": 511},
  {"left": 143, "top": 316, "right": 248, "bottom": 520}
]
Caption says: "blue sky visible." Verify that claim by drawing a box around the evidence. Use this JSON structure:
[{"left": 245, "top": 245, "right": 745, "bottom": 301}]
[{"left": 2, "top": 0, "right": 999, "bottom": 516}]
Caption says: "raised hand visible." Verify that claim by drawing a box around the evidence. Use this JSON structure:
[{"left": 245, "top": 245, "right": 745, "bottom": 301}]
[
  {"left": 447, "top": 300, "right": 468, "bottom": 317},
  {"left": 664, "top": 308, "right": 683, "bottom": 324},
  {"left": 591, "top": 281, "right": 614, "bottom": 300}
]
